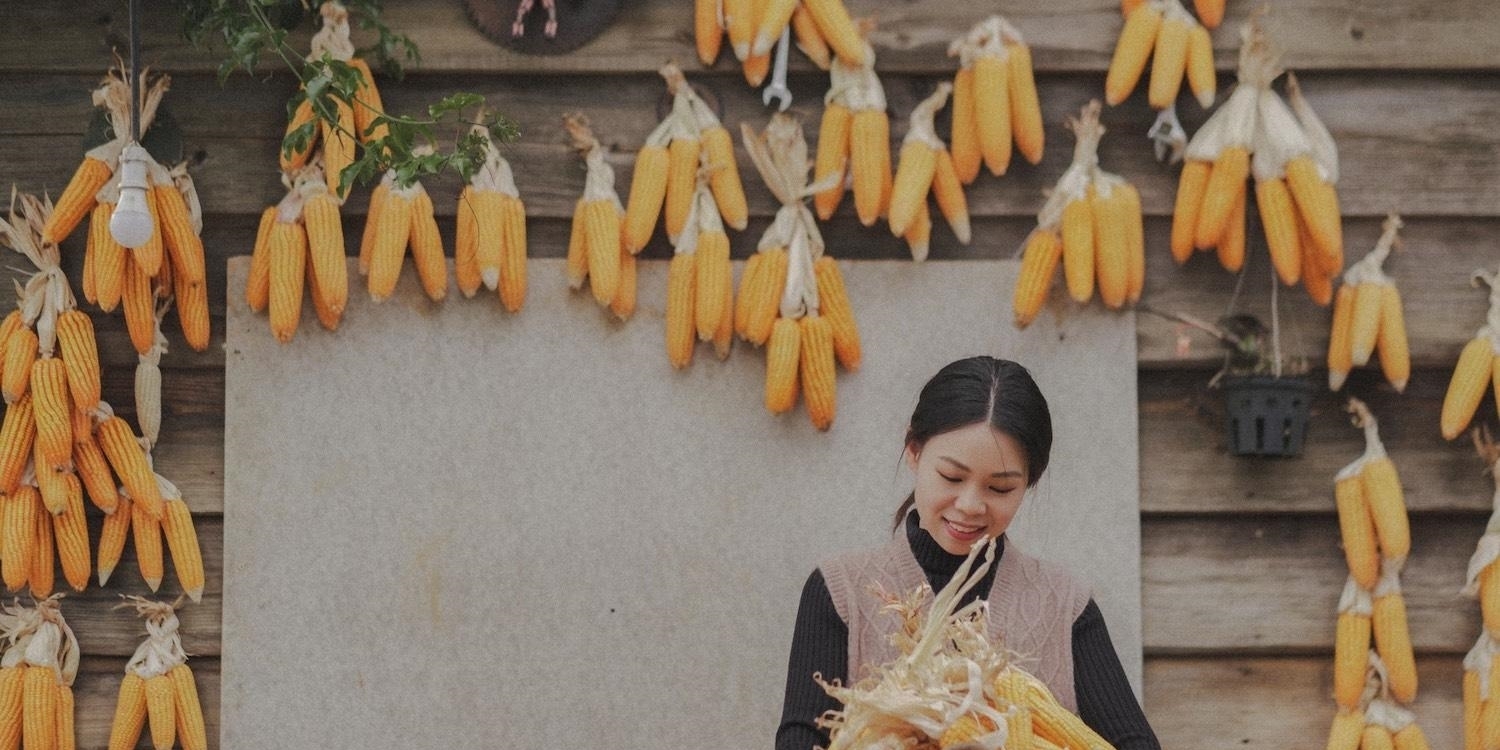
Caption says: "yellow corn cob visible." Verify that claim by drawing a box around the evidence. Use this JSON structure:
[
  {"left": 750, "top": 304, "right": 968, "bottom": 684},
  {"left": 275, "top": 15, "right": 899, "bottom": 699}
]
[
  {"left": 1393, "top": 723, "right": 1430, "bottom": 750},
  {"left": 1464, "top": 668, "right": 1480, "bottom": 750},
  {"left": 800, "top": 315, "right": 836, "bottom": 431},
  {"left": 1334, "top": 474, "right": 1379, "bottom": 589},
  {"left": 814, "top": 104, "right": 853, "bottom": 220},
  {"left": 98, "top": 496, "right": 132, "bottom": 587},
  {"left": 1014, "top": 228, "right": 1063, "bottom": 329},
  {"left": 55, "top": 310, "right": 101, "bottom": 412},
  {"left": 1171, "top": 160, "right": 1212, "bottom": 263},
  {"left": 1377, "top": 285, "right": 1409, "bottom": 393},
  {"left": 82, "top": 210, "right": 98, "bottom": 303},
  {"left": 35, "top": 443, "right": 69, "bottom": 519},
  {"left": 1195, "top": 0, "right": 1225, "bottom": 27},
  {"left": 695, "top": 231, "right": 731, "bottom": 341},
  {"left": 1185, "top": 24, "right": 1216, "bottom": 108},
  {"left": 950, "top": 67, "right": 981, "bottom": 185},
  {"left": 704, "top": 126, "right": 749, "bottom": 231},
  {"left": 247, "top": 206, "right": 277, "bottom": 313},
  {"left": 304, "top": 241, "right": 341, "bottom": 332},
  {"left": 368, "top": 189, "right": 413, "bottom": 303},
  {"left": 1482, "top": 562, "right": 1500, "bottom": 637},
  {"left": 1196, "top": 145, "right": 1249, "bottom": 249},
  {"left": 31, "top": 358, "right": 72, "bottom": 471},
  {"left": 695, "top": 0, "right": 723, "bottom": 65},
  {"left": 743, "top": 55, "right": 772, "bottom": 88},
  {"left": 734, "top": 253, "right": 764, "bottom": 337},
  {"left": 802, "top": 0, "right": 865, "bottom": 67},
  {"left": 1216, "top": 186, "right": 1246, "bottom": 273},
  {"left": 0, "top": 665, "right": 22, "bottom": 750},
  {"left": 1007, "top": 42, "right": 1044, "bottom": 165},
  {"left": 72, "top": 411, "right": 116, "bottom": 514},
  {"left": 1482, "top": 657, "right": 1500, "bottom": 749},
  {"left": 666, "top": 252, "right": 697, "bottom": 369},
  {"left": 851, "top": 109, "right": 891, "bottom": 227},
  {"left": 347, "top": 57, "right": 388, "bottom": 144},
  {"left": 585, "top": 199, "right": 622, "bottom": 306},
  {"left": 0, "top": 395, "right": 35, "bottom": 494},
  {"left": 903, "top": 200, "right": 931, "bottom": 260},
  {"left": 751, "top": 0, "right": 798, "bottom": 56},
  {"left": 21, "top": 663, "right": 55, "bottom": 750},
  {"left": 162, "top": 498, "right": 205, "bottom": 603},
  {"left": 154, "top": 184, "right": 207, "bottom": 288},
  {"left": 499, "top": 195, "right": 528, "bottom": 313},
  {"left": 610, "top": 246, "right": 637, "bottom": 321},
  {"left": 1006, "top": 705, "right": 1034, "bottom": 750},
  {"left": 144, "top": 673, "right": 176, "bottom": 750},
  {"left": 1302, "top": 236, "right": 1334, "bottom": 307},
  {"left": 0, "top": 312, "right": 23, "bottom": 380},
  {"left": 122, "top": 252, "right": 156, "bottom": 356},
  {"left": 28, "top": 492, "right": 53, "bottom": 592},
  {"left": 625, "top": 145, "right": 669, "bottom": 252},
  {"left": 765, "top": 317, "right": 801, "bottom": 414},
  {"left": 108, "top": 672, "right": 147, "bottom": 750},
  {"left": 1349, "top": 282, "right": 1384, "bottom": 368},
  {"left": 665, "top": 137, "right": 701, "bottom": 240},
  {"left": 130, "top": 181, "right": 166, "bottom": 276},
  {"left": 472, "top": 190, "right": 504, "bottom": 289},
  {"left": 407, "top": 190, "right": 448, "bottom": 302},
  {"left": 1362, "top": 726, "right": 1396, "bottom": 750},
  {"left": 169, "top": 665, "right": 206, "bottom": 750},
  {"left": 455, "top": 187, "right": 480, "bottom": 298},
  {"left": 1093, "top": 185, "right": 1131, "bottom": 309},
  {"left": 1441, "top": 337, "right": 1494, "bottom": 440},
  {"left": 931, "top": 149, "right": 971, "bottom": 245},
  {"left": 279, "top": 97, "right": 318, "bottom": 173},
  {"left": 1257, "top": 178, "right": 1302, "bottom": 285},
  {"left": 790, "top": 5, "right": 832, "bottom": 70},
  {"left": 1006, "top": 670, "right": 1114, "bottom": 750},
  {"left": 94, "top": 202, "right": 129, "bottom": 314},
  {"left": 2, "top": 328, "right": 36, "bottom": 405},
  {"left": 359, "top": 182, "right": 389, "bottom": 276},
  {"left": 1, "top": 487, "right": 36, "bottom": 591},
  {"left": 1105, "top": 3, "right": 1163, "bottom": 105},
  {"left": 53, "top": 472, "right": 89, "bottom": 591},
  {"left": 1286, "top": 156, "right": 1344, "bottom": 273},
  {"left": 303, "top": 192, "right": 349, "bottom": 318},
  {"left": 1326, "top": 708, "right": 1364, "bottom": 750},
  {"left": 1333, "top": 610, "right": 1370, "bottom": 709},
  {"left": 1118, "top": 182, "right": 1146, "bottom": 303},
  {"left": 44, "top": 156, "right": 113, "bottom": 245},
  {"left": 1328, "top": 285, "right": 1356, "bottom": 391},
  {"left": 937, "top": 713, "right": 997, "bottom": 748},
  {"left": 813, "top": 257, "right": 860, "bottom": 371},
  {"left": 266, "top": 220, "right": 306, "bottom": 343},
  {"left": 57, "top": 682, "right": 74, "bottom": 750},
  {"left": 713, "top": 260, "right": 734, "bottom": 360},
  {"left": 974, "top": 54, "right": 1012, "bottom": 177},
  {"left": 889, "top": 141, "right": 937, "bottom": 238},
  {"left": 1362, "top": 456, "right": 1410, "bottom": 561},
  {"left": 1148, "top": 17, "right": 1190, "bottom": 108},
  {"left": 322, "top": 99, "right": 358, "bottom": 197},
  {"left": 566, "top": 199, "right": 589, "bottom": 290},
  {"left": 97, "top": 417, "right": 163, "bottom": 519},
  {"left": 745, "top": 248, "right": 789, "bottom": 346},
  {"left": 724, "top": 0, "right": 752, "bottom": 59},
  {"left": 1374, "top": 592, "right": 1417, "bottom": 703},
  {"left": 133, "top": 499, "right": 164, "bottom": 591},
  {"left": 1061, "top": 196, "right": 1095, "bottom": 303}
]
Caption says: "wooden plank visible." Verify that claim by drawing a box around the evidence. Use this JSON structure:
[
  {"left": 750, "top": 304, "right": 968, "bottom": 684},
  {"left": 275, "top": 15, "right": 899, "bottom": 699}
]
[
  {"left": 1145, "top": 655, "right": 1461, "bottom": 750},
  {"left": 5, "top": 0, "right": 1497, "bottom": 75},
  {"left": 5, "top": 74, "right": 1499, "bottom": 219},
  {"left": 73, "top": 657, "right": 219, "bottom": 750},
  {"left": 1141, "top": 515, "right": 1484, "bottom": 654}
]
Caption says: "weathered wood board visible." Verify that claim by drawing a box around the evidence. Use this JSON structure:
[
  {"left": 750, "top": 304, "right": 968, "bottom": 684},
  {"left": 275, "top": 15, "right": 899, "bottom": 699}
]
[{"left": 222, "top": 257, "right": 1139, "bottom": 747}]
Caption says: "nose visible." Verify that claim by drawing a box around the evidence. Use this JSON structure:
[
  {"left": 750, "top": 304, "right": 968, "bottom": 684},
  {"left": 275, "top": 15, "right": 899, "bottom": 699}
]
[{"left": 954, "top": 483, "right": 986, "bottom": 514}]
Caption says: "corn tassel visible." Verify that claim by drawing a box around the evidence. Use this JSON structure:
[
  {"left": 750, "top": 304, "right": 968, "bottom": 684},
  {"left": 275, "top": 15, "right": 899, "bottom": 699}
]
[
  {"left": 1215, "top": 184, "right": 1246, "bottom": 272},
  {"left": 162, "top": 498, "right": 205, "bottom": 603},
  {"left": 1377, "top": 285, "right": 1410, "bottom": 393},
  {"left": 704, "top": 126, "right": 749, "bottom": 231},
  {"left": 53, "top": 473, "right": 90, "bottom": 591},
  {"left": 144, "top": 674, "right": 175, "bottom": 750},
  {"left": 1148, "top": 17, "right": 1190, "bottom": 109},
  {"left": 801, "top": 0, "right": 865, "bottom": 67},
  {"left": 0, "top": 396, "right": 35, "bottom": 495},
  {"left": 169, "top": 665, "right": 207, "bottom": 750},
  {"left": 1195, "top": 145, "right": 1249, "bottom": 250},
  {"left": 1008, "top": 42, "right": 1044, "bottom": 165},
  {"left": 1, "top": 328, "right": 36, "bottom": 406},
  {"left": 133, "top": 499, "right": 164, "bottom": 591},
  {"left": 1373, "top": 591, "right": 1418, "bottom": 703},
  {"left": 695, "top": 231, "right": 732, "bottom": 341},
  {"left": 1061, "top": 197, "right": 1095, "bottom": 303},
  {"left": 1286, "top": 156, "right": 1344, "bottom": 273},
  {"left": 950, "top": 67, "right": 981, "bottom": 185},
  {"left": 367, "top": 188, "right": 413, "bottom": 303},
  {"left": 1185, "top": 24, "right": 1216, "bottom": 108},
  {"left": 1014, "top": 229, "right": 1062, "bottom": 329},
  {"left": 1105, "top": 4, "right": 1162, "bottom": 105},
  {"left": 889, "top": 142, "right": 937, "bottom": 238},
  {"left": 1349, "top": 282, "right": 1384, "bottom": 368},
  {"left": 21, "top": 662, "right": 55, "bottom": 750},
  {"left": 455, "top": 187, "right": 481, "bottom": 297},
  {"left": 97, "top": 496, "right": 132, "bottom": 587},
  {"left": 1442, "top": 337, "right": 1495, "bottom": 440},
  {"left": 665, "top": 137, "right": 701, "bottom": 241},
  {"left": 799, "top": 315, "right": 836, "bottom": 431},
  {"left": 1325, "top": 710, "right": 1363, "bottom": 750},
  {"left": 1, "top": 488, "right": 36, "bottom": 591},
  {"left": 98, "top": 417, "right": 162, "bottom": 519},
  {"left": 974, "top": 54, "right": 1012, "bottom": 177},
  {"left": 624, "top": 145, "right": 669, "bottom": 252},
  {"left": 765, "top": 317, "right": 801, "bottom": 414},
  {"left": 931, "top": 150, "right": 971, "bottom": 245},
  {"left": 850, "top": 110, "right": 891, "bottom": 227},
  {"left": 1257, "top": 178, "right": 1302, "bottom": 285},
  {"left": 108, "top": 672, "right": 147, "bottom": 750},
  {"left": 1328, "top": 285, "right": 1356, "bottom": 391},
  {"left": 499, "top": 195, "right": 528, "bottom": 313},
  {"left": 814, "top": 104, "right": 852, "bottom": 220},
  {"left": 1171, "top": 160, "right": 1211, "bottom": 263},
  {"left": 302, "top": 192, "right": 348, "bottom": 318},
  {"left": 30, "top": 358, "right": 71, "bottom": 472},
  {"left": 44, "top": 156, "right": 113, "bottom": 245},
  {"left": 585, "top": 200, "right": 622, "bottom": 306},
  {"left": 1333, "top": 609, "right": 1371, "bottom": 709},
  {"left": 0, "top": 666, "right": 22, "bottom": 750},
  {"left": 1093, "top": 184, "right": 1131, "bottom": 309},
  {"left": 666, "top": 253, "right": 696, "bottom": 369},
  {"left": 813, "top": 257, "right": 860, "bottom": 371},
  {"left": 407, "top": 190, "right": 448, "bottom": 302},
  {"left": 246, "top": 206, "right": 277, "bottom": 313}
]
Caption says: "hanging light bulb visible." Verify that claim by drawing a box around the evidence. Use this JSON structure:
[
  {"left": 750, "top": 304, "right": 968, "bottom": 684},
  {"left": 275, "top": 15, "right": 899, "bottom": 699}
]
[{"left": 110, "top": 142, "right": 154, "bottom": 248}]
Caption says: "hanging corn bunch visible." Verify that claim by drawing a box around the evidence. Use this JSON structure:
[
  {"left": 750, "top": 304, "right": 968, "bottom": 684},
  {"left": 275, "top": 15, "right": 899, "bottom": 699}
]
[
  {"left": 246, "top": 165, "right": 350, "bottom": 341},
  {"left": 888, "top": 83, "right": 970, "bottom": 259},
  {"left": 1464, "top": 435, "right": 1500, "bottom": 640},
  {"left": 454, "top": 123, "right": 528, "bottom": 310},
  {"left": 0, "top": 596, "right": 80, "bottom": 750},
  {"left": 109, "top": 597, "right": 209, "bottom": 750},
  {"left": 1326, "top": 216, "right": 1408, "bottom": 392},
  {"left": 1465, "top": 632, "right": 1500, "bottom": 750},
  {"left": 740, "top": 113, "right": 858, "bottom": 430},
  {"left": 1341, "top": 399, "right": 1411, "bottom": 572},
  {"left": 1439, "top": 266, "right": 1500, "bottom": 441},
  {"left": 1106, "top": 0, "right": 1216, "bottom": 110},
  {"left": 945, "top": 16, "right": 1046, "bottom": 183},
  {"left": 1463, "top": 435, "right": 1500, "bottom": 750},
  {"left": 1012, "top": 101, "right": 1145, "bottom": 328},
  {"left": 814, "top": 539, "right": 1114, "bottom": 749},
  {"left": 664, "top": 184, "right": 735, "bottom": 369},
  {"left": 813, "top": 37, "right": 890, "bottom": 228},
  {"left": 359, "top": 157, "right": 449, "bottom": 304},
  {"left": 562, "top": 115, "right": 635, "bottom": 319},
  {"left": 699, "top": 0, "right": 855, "bottom": 70},
  {"left": 1170, "top": 17, "right": 1344, "bottom": 297}
]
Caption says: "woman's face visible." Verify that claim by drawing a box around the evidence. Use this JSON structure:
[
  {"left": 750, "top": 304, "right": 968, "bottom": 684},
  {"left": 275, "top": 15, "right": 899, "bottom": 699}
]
[{"left": 906, "top": 422, "right": 1030, "bottom": 555}]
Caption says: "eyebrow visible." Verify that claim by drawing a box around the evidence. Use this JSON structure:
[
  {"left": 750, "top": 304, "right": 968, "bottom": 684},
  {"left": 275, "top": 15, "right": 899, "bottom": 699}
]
[{"left": 939, "top": 456, "right": 1024, "bottom": 479}]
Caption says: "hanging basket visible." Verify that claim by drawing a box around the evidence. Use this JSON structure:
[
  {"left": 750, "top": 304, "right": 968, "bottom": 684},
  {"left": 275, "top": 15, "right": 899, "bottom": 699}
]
[{"left": 1221, "top": 375, "right": 1312, "bottom": 457}]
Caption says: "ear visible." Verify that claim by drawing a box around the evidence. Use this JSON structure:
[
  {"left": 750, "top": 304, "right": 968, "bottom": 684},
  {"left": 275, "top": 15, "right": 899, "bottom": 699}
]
[{"left": 903, "top": 440, "right": 921, "bottom": 473}]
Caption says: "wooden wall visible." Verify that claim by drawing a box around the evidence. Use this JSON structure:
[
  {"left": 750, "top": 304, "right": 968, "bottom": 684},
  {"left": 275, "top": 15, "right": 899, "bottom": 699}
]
[{"left": 2, "top": 0, "right": 1498, "bottom": 746}]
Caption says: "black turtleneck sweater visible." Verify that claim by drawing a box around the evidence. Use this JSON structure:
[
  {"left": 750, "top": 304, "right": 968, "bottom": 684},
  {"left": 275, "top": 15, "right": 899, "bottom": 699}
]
[{"left": 775, "top": 512, "right": 1160, "bottom": 750}]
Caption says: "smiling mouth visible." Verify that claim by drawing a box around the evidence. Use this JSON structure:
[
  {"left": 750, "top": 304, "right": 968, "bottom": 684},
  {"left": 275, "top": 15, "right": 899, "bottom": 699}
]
[{"left": 944, "top": 519, "right": 985, "bottom": 537}]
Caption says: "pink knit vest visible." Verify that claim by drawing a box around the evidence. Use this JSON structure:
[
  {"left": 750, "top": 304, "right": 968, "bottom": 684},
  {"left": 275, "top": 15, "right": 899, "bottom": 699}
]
[{"left": 819, "top": 532, "right": 1091, "bottom": 711}]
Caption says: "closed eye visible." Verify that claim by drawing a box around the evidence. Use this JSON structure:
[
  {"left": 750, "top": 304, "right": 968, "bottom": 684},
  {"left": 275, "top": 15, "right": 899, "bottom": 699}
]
[{"left": 938, "top": 473, "right": 962, "bottom": 483}]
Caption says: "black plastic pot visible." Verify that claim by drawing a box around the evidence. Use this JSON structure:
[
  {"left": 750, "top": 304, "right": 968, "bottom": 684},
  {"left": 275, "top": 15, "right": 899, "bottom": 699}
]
[{"left": 1221, "top": 375, "right": 1312, "bottom": 457}]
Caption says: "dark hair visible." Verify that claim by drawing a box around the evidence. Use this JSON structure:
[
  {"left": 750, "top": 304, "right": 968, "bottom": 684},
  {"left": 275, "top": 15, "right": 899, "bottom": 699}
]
[{"left": 891, "top": 357, "right": 1053, "bottom": 530}]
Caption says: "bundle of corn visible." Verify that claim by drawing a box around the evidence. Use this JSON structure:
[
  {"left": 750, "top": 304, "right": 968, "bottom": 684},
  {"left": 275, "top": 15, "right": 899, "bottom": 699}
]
[
  {"left": 1464, "top": 634, "right": 1500, "bottom": 750},
  {"left": 1012, "top": 101, "right": 1145, "bottom": 328},
  {"left": 1327, "top": 216, "right": 1408, "bottom": 392},
  {"left": 1107, "top": 0, "right": 1216, "bottom": 109},
  {"left": 0, "top": 596, "right": 80, "bottom": 750},
  {"left": 1463, "top": 436, "right": 1500, "bottom": 749},
  {"left": 1464, "top": 434, "right": 1500, "bottom": 644},
  {"left": 1439, "top": 265, "right": 1500, "bottom": 441},
  {"left": 41, "top": 65, "right": 211, "bottom": 353},
  {"left": 888, "top": 83, "right": 970, "bottom": 258},
  {"left": 246, "top": 164, "right": 351, "bottom": 341},
  {"left": 697, "top": 0, "right": 854, "bottom": 71},
  {"left": 562, "top": 115, "right": 634, "bottom": 319},
  {"left": 813, "top": 38, "right": 891, "bottom": 228},
  {"left": 108, "top": 597, "right": 208, "bottom": 750},
  {"left": 359, "top": 157, "right": 449, "bottom": 304},
  {"left": 945, "top": 16, "right": 1045, "bottom": 183},
  {"left": 664, "top": 184, "right": 735, "bottom": 369},
  {"left": 1172, "top": 17, "right": 1343, "bottom": 293},
  {"left": 813, "top": 538, "right": 1116, "bottom": 749},
  {"left": 454, "top": 123, "right": 527, "bottom": 310},
  {"left": 740, "top": 113, "right": 859, "bottom": 431}
]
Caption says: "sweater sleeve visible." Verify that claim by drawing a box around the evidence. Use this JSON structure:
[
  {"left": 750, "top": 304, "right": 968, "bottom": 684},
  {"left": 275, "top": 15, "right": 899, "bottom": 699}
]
[
  {"left": 1072, "top": 599, "right": 1161, "bottom": 750},
  {"left": 776, "top": 569, "right": 847, "bottom": 750}
]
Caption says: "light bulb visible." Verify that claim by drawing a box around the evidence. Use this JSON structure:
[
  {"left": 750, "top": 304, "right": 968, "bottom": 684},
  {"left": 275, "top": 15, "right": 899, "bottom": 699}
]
[{"left": 110, "top": 143, "right": 154, "bottom": 248}]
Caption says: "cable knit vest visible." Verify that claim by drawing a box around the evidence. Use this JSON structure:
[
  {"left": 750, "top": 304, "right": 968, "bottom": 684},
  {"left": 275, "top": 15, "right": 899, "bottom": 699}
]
[{"left": 819, "top": 532, "right": 1091, "bottom": 712}]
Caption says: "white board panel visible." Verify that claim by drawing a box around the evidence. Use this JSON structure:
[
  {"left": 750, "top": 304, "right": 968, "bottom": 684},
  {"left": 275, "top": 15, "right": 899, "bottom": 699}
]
[{"left": 222, "top": 257, "right": 1138, "bottom": 748}]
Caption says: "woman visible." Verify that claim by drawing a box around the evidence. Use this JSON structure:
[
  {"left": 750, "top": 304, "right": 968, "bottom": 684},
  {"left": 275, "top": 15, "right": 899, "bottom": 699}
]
[{"left": 776, "top": 356, "right": 1159, "bottom": 749}]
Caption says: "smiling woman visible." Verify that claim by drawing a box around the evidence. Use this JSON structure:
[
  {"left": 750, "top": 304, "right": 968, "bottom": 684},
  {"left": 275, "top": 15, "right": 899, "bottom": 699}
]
[{"left": 775, "top": 356, "right": 1160, "bottom": 750}]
